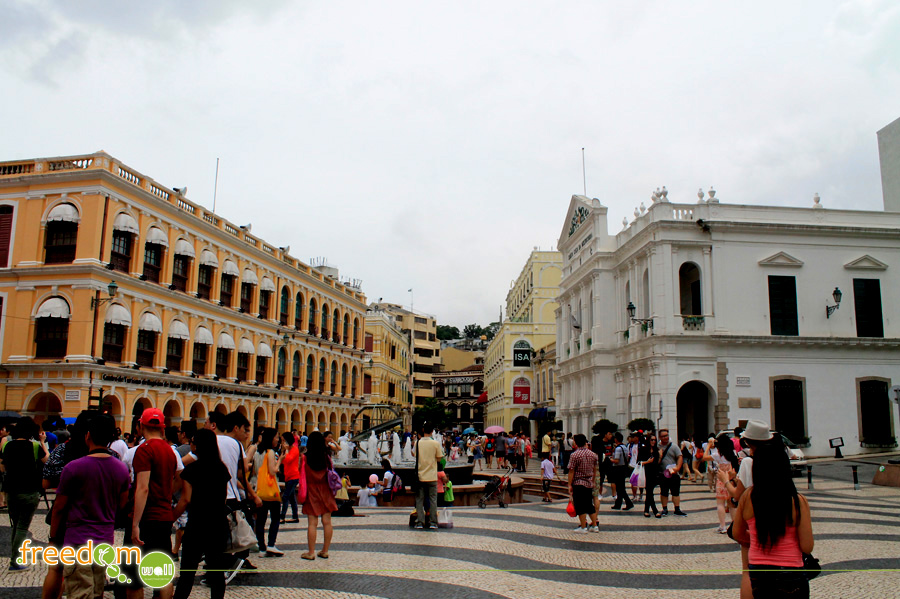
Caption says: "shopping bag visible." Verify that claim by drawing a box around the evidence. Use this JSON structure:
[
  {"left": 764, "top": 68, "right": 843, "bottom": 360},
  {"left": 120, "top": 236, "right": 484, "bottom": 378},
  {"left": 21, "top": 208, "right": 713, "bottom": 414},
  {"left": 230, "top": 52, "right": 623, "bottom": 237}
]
[
  {"left": 566, "top": 500, "right": 577, "bottom": 518},
  {"left": 438, "top": 507, "right": 454, "bottom": 528},
  {"left": 298, "top": 457, "right": 309, "bottom": 504},
  {"left": 636, "top": 463, "right": 646, "bottom": 488},
  {"left": 225, "top": 509, "right": 258, "bottom": 554}
]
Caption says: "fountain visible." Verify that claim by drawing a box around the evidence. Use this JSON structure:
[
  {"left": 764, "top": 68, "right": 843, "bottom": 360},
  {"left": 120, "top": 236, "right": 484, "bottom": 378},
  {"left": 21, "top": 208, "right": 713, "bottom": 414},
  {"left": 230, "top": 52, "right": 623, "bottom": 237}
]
[
  {"left": 391, "top": 432, "right": 402, "bottom": 465},
  {"left": 367, "top": 431, "right": 379, "bottom": 465},
  {"left": 337, "top": 436, "right": 351, "bottom": 464},
  {"left": 403, "top": 437, "right": 413, "bottom": 462}
]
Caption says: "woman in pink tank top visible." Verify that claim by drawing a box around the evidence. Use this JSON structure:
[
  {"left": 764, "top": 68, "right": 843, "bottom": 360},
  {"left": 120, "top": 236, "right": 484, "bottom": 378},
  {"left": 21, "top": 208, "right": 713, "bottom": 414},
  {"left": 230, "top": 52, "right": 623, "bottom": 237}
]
[{"left": 732, "top": 444, "right": 814, "bottom": 598}]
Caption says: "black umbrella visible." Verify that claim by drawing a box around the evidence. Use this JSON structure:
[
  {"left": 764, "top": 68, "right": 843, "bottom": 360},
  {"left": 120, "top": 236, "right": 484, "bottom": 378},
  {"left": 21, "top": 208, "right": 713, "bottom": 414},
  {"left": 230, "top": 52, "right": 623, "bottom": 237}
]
[{"left": 0, "top": 411, "right": 21, "bottom": 419}]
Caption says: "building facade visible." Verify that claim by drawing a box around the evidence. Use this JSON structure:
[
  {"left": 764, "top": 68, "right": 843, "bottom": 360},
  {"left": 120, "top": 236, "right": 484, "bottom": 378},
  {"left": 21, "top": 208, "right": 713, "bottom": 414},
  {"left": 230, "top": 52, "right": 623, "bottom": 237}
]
[
  {"left": 484, "top": 250, "right": 562, "bottom": 433},
  {"left": 432, "top": 364, "right": 484, "bottom": 431},
  {"left": 369, "top": 302, "right": 439, "bottom": 407},
  {"left": 363, "top": 308, "right": 410, "bottom": 417},
  {"left": 0, "top": 152, "right": 367, "bottom": 434},
  {"left": 556, "top": 192, "right": 899, "bottom": 457}
]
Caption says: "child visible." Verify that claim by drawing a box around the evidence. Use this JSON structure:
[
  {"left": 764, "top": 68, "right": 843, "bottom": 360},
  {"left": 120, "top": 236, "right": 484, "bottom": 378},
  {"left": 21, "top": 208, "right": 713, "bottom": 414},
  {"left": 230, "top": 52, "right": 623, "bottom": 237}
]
[
  {"left": 357, "top": 474, "right": 382, "bottom": 507},
  {"left": 541, "top": 454, "right": 556, "bottom": 503}
]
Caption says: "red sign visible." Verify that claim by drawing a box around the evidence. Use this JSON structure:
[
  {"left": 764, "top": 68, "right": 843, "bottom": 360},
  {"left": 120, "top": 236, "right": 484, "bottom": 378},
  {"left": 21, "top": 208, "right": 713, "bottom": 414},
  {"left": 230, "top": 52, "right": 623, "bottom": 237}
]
[{"left": 513, "top": 386, "right": 531, "bottom": 405}]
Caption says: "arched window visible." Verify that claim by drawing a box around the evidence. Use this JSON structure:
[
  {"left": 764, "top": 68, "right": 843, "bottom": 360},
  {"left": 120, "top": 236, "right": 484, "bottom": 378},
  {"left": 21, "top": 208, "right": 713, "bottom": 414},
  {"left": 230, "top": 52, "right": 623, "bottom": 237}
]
[
  {"left": 320, "top": 303, "right": 329, "bottom": 339},
  {"left": 332, "top": 309, "right": 340, "bottom": 343},
  {"left": 319, "top": 358, "right": 326, "bottom": 393},
  {"left": 44, "top": 203, "right": 80, "bottom": 264},
  {"left": 642, "top": 268, "right": 650, "bottom": 318},
  {"left": 277, "top": 347, "right": 287, "bottom": 386},
  {"left": 353, "top": 318, "right": 360, "bottom": 348},
  {"left": 0, "top": 205, "right": 14, "bottom": 268},
  {"left": 330, "top": 360, "right": 338, "bottom": 394},
  {"left": 34, "top": 297, "right": 71, "bottom": 358},
  {"left": 351, "top": 367, "right": 357, "bottom": 397},
  {"left": 342, "top": 314, "right": 350, "bottom": 345},
  {"left": 294, "top": 292, "right": 304, "bottom": 330},
  {"left": 279, "top": 287, "right": 291, "bottom": 326},
  {"left": 308, "top": 299, "right": 318, "bottom": 335},
  {"left": 292, "top": 351, "right": 301, "bottom": 388},
  {"left": 110, "top": 213, "right": 138, "bottom": 273},
  {"left": 341, "top": 364, "right": 348, "bottom": 395},
  {"left": 143, "top": 226, "right": 168, "bottom": 284},
  {"left": 679, "top": 263, "right": 702, "bottom": 315},
  {"left": 306, "top": 355, "right": 314, "bottom": 390},
  {"left": 102, "top": 304, "right": 131, "bottom": 363}
]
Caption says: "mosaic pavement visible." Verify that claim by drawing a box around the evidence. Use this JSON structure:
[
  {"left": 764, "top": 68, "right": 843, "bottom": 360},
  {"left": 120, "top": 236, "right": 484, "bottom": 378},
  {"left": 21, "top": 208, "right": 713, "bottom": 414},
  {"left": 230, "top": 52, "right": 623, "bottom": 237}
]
[{"left": 0, "top": 460, "right": 898, "bottom": 598}]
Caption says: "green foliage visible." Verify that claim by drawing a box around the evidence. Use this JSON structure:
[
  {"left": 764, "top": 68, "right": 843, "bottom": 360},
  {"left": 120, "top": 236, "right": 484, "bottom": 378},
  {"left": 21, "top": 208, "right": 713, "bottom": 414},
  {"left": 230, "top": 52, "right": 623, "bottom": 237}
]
[
  {"left": 591, "top": 418, "right": 619, "bottom": 435},
  {"left": 463, "top": 324, "right": 483, "bottom": 339},
  {"left": 436, "top": 325, "right": 460, "bottom": 340},
  {"left": 412, "top": 397, "right": 450, "bottom": 430},
  {"left": 483, "top": 322, "right": 500, "bottom": 340},
  {"left": 627, "top": 418, "right": 656, "bottom": 433}
]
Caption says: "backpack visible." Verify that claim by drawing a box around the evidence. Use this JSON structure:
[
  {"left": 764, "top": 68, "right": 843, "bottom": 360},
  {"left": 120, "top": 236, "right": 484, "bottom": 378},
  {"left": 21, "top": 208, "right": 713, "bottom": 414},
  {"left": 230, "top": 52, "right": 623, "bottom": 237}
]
[{"left": 383, "top": 471, "right": 403, "bottom": 501}]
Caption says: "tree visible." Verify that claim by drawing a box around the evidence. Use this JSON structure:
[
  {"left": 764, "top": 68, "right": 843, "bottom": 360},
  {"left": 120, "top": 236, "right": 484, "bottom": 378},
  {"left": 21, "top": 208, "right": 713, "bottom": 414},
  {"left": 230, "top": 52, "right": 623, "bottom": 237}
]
[
  {"left": 591, "top": 418, "right": 619, "bottom": 436},
  {"left": 483, "top": 321, "right": 500, "bottom": 340},
  {"left": 412, "top": 397, "right": 450, "bottom": 430},
  {"left": 463, "top": 324, "right": 483, "bottom": 339},
  {"left": 436, "top": 325, "right": 460, "bottom": 340},
  {"left": 627, "top": 418, "right": 656, "bottom": 434}
]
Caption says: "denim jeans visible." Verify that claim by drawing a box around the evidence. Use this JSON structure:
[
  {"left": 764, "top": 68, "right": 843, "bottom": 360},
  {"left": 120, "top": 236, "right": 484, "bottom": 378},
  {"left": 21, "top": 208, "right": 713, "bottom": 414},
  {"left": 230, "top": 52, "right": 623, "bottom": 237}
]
[
  {"left": 280, "top": 478, "right": 299, "bottom": 520},
  {"left": 9, "top": 492, "right": 40, "bottom": 564},
  {"left": 255, "top": 501, "right": 281, "bottom": 551},
  {"left": 415, "top": 481, "right": 438, "bottom": 527}
]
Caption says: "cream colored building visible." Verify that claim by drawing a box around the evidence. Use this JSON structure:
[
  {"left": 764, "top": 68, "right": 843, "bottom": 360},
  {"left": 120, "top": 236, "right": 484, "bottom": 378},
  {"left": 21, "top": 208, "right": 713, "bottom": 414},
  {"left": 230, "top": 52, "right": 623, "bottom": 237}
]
[
  {"left": 363, "top": 308, "right": 410, "bottom": 414},
  {"left": 484, "top": 250, "right": 562, "bottom": 433},
  {"left": 0, "top": 152, "right": 367, "bottom": 433},
  {"left": 369, "top": 302, "right": 439, "bottom": 407}
]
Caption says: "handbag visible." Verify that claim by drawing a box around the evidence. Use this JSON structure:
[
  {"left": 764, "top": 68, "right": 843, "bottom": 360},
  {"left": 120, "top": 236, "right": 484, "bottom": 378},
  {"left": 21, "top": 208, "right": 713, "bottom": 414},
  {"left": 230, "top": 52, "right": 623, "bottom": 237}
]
[
  {"left": 224, "top": 508, "right": 257, "bottom": 554},
  {"left": 298, "top": 456, "right": 309, "bottom": 504},
  {"left": 326, "top": 457, "right": 342, "bottom": 495},
  {"left": 802, "top": 552, "right": 821, "bottom": 580},
  {"left": 437, "top": 507, "right": 453, "bottom": 528},
  {"left": 444, "top": 480, "right": 454, "bottom": 502},
  {"left": 566, "top": 500, "right": 577, "bottom": 518},
  {"left": 256, "top": 450, "right": 281, "bottom": 502},
  {"left": 636, "top": 463, "right": 646, "bottom": 488}
]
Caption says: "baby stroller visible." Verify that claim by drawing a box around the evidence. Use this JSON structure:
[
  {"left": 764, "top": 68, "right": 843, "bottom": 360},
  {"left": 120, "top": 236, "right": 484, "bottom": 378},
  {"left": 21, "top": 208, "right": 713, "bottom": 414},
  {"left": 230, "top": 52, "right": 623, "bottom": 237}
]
[{"left": 478, "top": 465, "right": 515, "bottom": 509}]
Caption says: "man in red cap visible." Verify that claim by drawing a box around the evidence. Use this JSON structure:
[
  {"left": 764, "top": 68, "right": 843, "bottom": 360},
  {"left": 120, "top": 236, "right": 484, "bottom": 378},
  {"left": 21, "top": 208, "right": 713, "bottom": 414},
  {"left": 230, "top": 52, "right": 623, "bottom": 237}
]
[{"left": 126, "top": 408, "right": 177, "bottom": 599}]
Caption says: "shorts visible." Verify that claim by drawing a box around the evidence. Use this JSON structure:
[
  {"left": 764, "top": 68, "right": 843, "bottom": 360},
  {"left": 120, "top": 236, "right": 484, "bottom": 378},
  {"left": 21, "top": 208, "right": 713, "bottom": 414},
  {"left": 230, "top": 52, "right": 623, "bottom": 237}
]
[
  {"left": 496, "top": 452, "right": 506, "bottom": 459},
  {"left": 542, "top": 479, "right": 551, "bottom": 493},
  {"left": 659, "top": 473, "right": 682, "bottom": 497},
  {"left": 63, "top": 562, "right": 106, "bottom": 599},
  {"left": 572, "top": 485, "right": 594, "bottom": 515},
  {"left": 119, "top": 520, "right": 174, "bottom": 590},
  {"left": 715, "top": 477, "right": 729, "bottom": 500}
]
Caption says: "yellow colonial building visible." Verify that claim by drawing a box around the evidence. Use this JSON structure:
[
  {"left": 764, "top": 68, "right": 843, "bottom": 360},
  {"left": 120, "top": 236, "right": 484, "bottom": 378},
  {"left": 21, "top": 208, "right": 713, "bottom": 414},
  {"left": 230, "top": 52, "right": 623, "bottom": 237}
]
[
  {"left": 369, "top": 302, "right": 439, "bottom": 407},
  {"left": 484, "top": 250, "right": 562, "bottom": 433},
  {"left": 363, "top": 307, "right": 410, "bottom": 416},
  {"left": 0, "top": 152, "right": 367, "bottom": 434}
]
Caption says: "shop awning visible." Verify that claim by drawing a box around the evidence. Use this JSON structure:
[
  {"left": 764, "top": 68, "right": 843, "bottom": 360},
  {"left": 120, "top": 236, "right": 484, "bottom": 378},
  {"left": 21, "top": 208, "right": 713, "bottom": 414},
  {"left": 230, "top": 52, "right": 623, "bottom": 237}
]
[
  {"left": 138, "top": 312, "right": 162, "bottom": 332},
  {"left": 217, "top": 332, "right": 235, "bottom": 350},
  {"left": 174, "top": 239, "right": 195, "bottom": 258},
  {"left": 168, "top": 320, "right": 190, "bottom": 340},
  {"left": 238, "top": 337, "right": 255, "bottom": 354},
  {"left": 145, "top": 226, "right": 168, "bottom": 247},
  {"left": 260, "top": 276, "right": 275, "bottom": 292},
  {"left": 222, "top": 260, "right": 240, "bottom": 277},
  {"left": 242, "top": 269, "right": 258, "bottom": 285},
  {"left": 46, "top": 203, "right": 79, "bottom": 223},
  {"left": 36, "top": 297, "right": 70, "bottom": 319},
  {"left": 104, "top": 304, "right": 131, "bottom": 327},
  {"left": 476, "top": 392, "right": 488, "bottom": 404},
  {"left": 257, "top": 341, "right": 273, "bottom": 358},
  {"left": 199, "top": 250, "right": 218, "bottom": 268},
  {"left": 112, "top": 213, "right": 139, "bottom": 234},
  {"left": 195, "top": 326, "right": 213, "bottom": 345},
  {"left": 528, "top": 407, "right": 549, "bottom": 420}
]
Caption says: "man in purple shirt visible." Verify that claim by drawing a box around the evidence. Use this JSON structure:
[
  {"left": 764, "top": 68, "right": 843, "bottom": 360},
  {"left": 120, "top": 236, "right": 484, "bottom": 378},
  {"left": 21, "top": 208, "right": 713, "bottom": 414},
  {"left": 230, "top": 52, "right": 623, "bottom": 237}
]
[{"left": 50, "top": 414, "right": 130, "bottom": 599}]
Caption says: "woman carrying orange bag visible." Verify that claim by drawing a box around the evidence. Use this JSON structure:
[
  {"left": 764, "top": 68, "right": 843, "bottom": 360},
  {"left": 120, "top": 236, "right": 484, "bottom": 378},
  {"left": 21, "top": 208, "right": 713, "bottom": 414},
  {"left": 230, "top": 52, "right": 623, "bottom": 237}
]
[{"left": 255, "top": 428, "right": 285, "bottom": 557}]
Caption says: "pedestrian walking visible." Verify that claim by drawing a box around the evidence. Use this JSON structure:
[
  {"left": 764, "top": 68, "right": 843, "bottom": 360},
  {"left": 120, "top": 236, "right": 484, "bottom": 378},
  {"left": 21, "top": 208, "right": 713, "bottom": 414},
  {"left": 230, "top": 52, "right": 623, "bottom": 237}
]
[
  {"left": 280, "top": 432, "right": 301, "bottom": 524},
  {"left": 494, "top": 433, "right": 507, "bottom": 469},
  {"left": 610, "top": 432, "right": 634, "bottom": 511},
  {"left": 301, "top": 431, "right": 338, "bottom": 559},
  {"left": 732, "top": 443, "right": 814, "bottom": 598},
  {"left": 2, "top": 417, "right": 49, "bottom": 571},
  {"left": 561, "top": 432, "right": 574, "bottom": 473},
  {"left": 484, "top": 436, "right": 495, "bottom": 469},
  {"left": 641, "top": 434, "right": 661, "bottom": 518},
  {"left": 705, "top": 432, "right": 741, "bottom": 533},
  {"left": 414, "top": 423, "right": 444, "bottom": 530},
  {"left": 255, "top": 428, "right": 284, "bottom": 557},
  {"left": 172, "top": 428, "right": 231, "bottom": 599},
  {"left": 540, "top": 454, "right": 556, "bottom": 502},
  {"left": 657, "top": 429, "right": 687, "bottom": 517},
  {"left": 550, "top": 434, "right": 560, "bottom": 467},
  {"left": 567, "top": 434, "right": 599, "bottom": 533}
]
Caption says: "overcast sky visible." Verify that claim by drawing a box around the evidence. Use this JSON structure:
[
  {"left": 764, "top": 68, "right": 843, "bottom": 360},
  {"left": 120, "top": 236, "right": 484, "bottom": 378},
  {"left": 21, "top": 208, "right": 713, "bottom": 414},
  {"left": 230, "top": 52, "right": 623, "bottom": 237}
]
[{"left": 2, "top": 1, "right": 898, "bottom": 327}]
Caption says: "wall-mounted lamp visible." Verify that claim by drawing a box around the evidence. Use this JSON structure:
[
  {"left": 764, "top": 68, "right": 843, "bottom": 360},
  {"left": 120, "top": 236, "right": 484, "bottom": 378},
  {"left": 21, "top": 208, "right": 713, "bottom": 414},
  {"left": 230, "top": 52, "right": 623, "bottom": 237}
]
[
  {"left": 626, "top": 301, "right": 654, "bottom": 330},
  {"left": 90, "top": 280, "right": 119, "bottom": 310},
  {"left": 826, "top": 287, "right": 842, "bottom": 318}
]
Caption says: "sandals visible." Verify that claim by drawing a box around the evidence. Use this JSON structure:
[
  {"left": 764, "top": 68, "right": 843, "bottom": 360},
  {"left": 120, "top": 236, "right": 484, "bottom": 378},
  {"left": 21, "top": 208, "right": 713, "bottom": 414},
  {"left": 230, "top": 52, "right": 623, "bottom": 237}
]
[
  {"left": 317, "top": 551, "right": 329, "bottom": 559},
  {"left": 300, "top": 553, "right": 315, "bottom": 560}
]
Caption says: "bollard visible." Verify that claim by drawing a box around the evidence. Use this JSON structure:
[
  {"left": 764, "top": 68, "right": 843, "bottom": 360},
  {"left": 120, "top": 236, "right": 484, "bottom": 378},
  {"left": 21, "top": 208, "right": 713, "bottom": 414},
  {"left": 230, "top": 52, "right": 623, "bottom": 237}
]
[
  {"left": 807, "top": 465, "right": 813, "bottom": 490},
  {"left": 851, "top": 465, "right": 860, "bottom": 491}
]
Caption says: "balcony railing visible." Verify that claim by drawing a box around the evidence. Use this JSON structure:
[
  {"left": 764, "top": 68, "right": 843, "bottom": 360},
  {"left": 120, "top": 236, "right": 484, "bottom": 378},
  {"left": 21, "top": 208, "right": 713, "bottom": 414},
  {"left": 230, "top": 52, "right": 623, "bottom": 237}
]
[{"left": 682, "top": 315, "right": 705, "bottom": 331}]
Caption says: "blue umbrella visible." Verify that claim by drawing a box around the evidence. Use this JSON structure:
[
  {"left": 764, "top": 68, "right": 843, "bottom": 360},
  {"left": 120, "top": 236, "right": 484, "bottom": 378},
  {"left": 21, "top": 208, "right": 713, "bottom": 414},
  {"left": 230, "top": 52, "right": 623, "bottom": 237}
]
[{"left": 463, "top": 427, "right": 476, "bottom": 435}]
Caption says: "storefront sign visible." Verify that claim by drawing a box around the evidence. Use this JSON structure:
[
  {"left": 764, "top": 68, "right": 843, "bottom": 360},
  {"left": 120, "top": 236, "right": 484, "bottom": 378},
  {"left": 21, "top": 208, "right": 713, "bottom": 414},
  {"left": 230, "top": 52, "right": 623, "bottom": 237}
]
[
  {"left": 513, "top": 340, "right": 532, "bottom": 367},
  {"left": 513, "top": 376, "right": 531, "bottom": 404},
  {"left": 64, "top": 390, "right": 80, "bottom": 402}
]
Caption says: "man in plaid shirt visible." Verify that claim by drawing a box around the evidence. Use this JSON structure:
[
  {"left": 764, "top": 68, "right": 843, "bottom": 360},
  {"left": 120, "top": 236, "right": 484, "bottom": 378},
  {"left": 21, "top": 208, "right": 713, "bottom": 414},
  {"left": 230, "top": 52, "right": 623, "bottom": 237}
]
[{"left": 567, "top": 434, "right": 599, "bottom": 533}]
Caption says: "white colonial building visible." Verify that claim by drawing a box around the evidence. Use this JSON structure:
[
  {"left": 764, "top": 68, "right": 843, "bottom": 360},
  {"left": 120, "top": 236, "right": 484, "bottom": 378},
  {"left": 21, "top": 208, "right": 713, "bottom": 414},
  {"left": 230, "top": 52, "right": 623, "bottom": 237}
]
[{"left": 555, "top": 191, "right": 899, "bottom": 457}]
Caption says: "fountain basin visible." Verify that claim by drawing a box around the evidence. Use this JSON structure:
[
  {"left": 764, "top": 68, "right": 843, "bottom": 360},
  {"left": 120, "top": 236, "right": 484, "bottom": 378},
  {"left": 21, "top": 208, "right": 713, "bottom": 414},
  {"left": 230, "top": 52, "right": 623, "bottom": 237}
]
[
  {"left": 343, "top": 475, "right": 525, "bottom": 507},
  {"left": 334, "top": 462, "right": 475, "bottom": 487}
]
